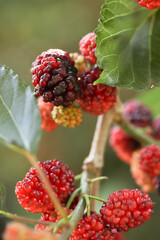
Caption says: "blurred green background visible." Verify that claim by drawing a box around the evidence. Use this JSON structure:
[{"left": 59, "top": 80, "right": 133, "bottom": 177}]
[{"left": 0, "top": 0, "right": 160, "bottom": 239}]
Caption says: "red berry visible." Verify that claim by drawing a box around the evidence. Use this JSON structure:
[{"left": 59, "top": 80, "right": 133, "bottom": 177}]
[
  {"left": 35, "top": 208, "right": 72, "bottom": 231},
  {"left": 77, "top": 66, "right": 117, "bottom": 115},
  {"left": 130, "top": 151, "right": 155, "bottom": 193},
  {"left": 15, "top": 159, "right": 75, "bottom": 213},
  {"left": 124, "top": 100, "right": 152, "bottom": 127},
  {"left": 100, "top": 189, "right": 153, "bottom": 232},
  {"left": 139, "top": 144, "right": 160, "bottom": 178},
  {"left": 137, "top": 0, "right": 160, "bottom": 9},
  {"left": 110, "top": 126, "right": 140, "bottom": 164},
  {"left": 152, "top": 116, "right": 160, "bottom": 140},
  {"left": 38, "top": 96, "right": 58, "bottom": 131},
  {"left": 79, "top": 33, "right": 97, "bottom": 65},
  {"left": 35, "top": 210, "right": 58, "bottom": 231},
  {"left": 70, "top": 213, "right": 114, "bottom": 240},
  {"left": 31, "top": 49, "right": 78, "bottom": 107}
]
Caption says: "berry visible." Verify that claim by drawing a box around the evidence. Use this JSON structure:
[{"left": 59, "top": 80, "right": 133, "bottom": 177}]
[
  {"left": 152, "top": 116, "right": 160, "bottom": 140},
  {"left": 110, "top": 126, "right": 140, "bottom": 164},
  {"left": 31, "top": 49, "right": 78, "bottom": 107},
  {"left": 79, "top": 33, "right": 97, "bottom": 65},
  {"left": 52, "top": 105, "right": 83, "bottom": 128},
  {"left": 70, "top": 53, "right": 87, "bottom": 72},
  {"left": 70, "top": 213, "right": 114, "bottom": 240},
  {"left": 77, "top": 67, "right": 117, "bottom": 115},
  {"left": 137, "top": 0, "right": 160, "bottom": 9},
  {"left": 3, "top": 222, "right": 56, "bottom": 240},
  {"left": 130, "top": 151, "right": 155, "bottom": 193},
  {"left": 35, "top": 208, "right": 72, "bottom": 231},
  {"left": 38, "top": 96, "right": 58, "bottom": 131},
  {"left": 124, "top": 100, "right": 152, "bottom": 128},
  {"left": 139, "top": 144, "right": 160, "bottom": 178},
  {"left": 35, "top": 210, "right": 58, "bottom": 231},
  {"left": 15, "top": 159, "right": 75, "bottom": 213},
  {"left": 100, "top": 189, "right": 153, "bottom": 232}
]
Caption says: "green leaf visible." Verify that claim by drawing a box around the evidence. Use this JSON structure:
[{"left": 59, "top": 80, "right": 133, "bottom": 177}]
[
  {"left": 95, "top": 0, "right": 160, "bottom": 90},
  {"left": 0, "top": 182, "right": 6, "bottom": 211},
  {"left": 0, "top": 65, "right": 41, "bottom": 154},
  {"left": 137, "top": 88, "right": 160, "bottom": 117}
]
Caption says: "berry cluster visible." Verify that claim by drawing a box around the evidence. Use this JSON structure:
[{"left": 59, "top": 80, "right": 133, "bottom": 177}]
[
  {"left": 32, "top": 33, "right": 117, "bottom": 131},
  {"left": 13, "top": 155, "right": 154, "bottom": 239},
  {"left": 71, "top": 188, "right": 153, "bottom": 239}
]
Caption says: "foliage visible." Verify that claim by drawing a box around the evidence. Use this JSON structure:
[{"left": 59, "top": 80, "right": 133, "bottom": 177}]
[{"left": 95, "top": 0, "right": 160, "bottom": 90}]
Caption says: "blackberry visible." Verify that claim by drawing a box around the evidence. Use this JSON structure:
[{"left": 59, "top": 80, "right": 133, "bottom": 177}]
[
  {"left": 77, "top": 66, "right": 117, "bottom": 115},
  {"left": 31, "top": 49, "right": 78, "bottom": 107}
]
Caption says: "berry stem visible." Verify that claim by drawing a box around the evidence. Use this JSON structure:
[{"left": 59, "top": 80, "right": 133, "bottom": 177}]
[
  {"left": 87, "top": 176, "right": 108, "bottom": 183},
  {"left": 66, "top": 187, "right": 82, "bottom": 209},
  {"left": 83, "top": 195, "right": 91, "bottom": 216},
  {"left": 74, "top": 173, "right": 82, "bottom": 181},
  {"left": 83, "top": 194, "right": 107, "bottom": 204},
  {"left": 114, "top": 97, "right": 160, "bottom": 146},
  {"left": 0, "top": 210, "right": 52, "bottom": 226},
  {"left": 8, "top": 144, "right": 68, "bottom": 220}
]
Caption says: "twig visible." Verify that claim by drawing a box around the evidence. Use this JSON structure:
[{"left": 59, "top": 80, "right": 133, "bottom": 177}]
[
  {"left": 84, "top": 108, "right": 116, "bottom": 209},
  {"left": 0, "top": 210, "right": 52, "bottom": 226}
]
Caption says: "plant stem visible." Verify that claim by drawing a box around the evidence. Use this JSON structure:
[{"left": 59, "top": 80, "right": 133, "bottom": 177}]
[
  {"left": 8, "top": 145, "right": 67, "bottom": 220},
  {"left": 84, "top": 194, "right": 107, "bottom": 204},
  {"left": 87, "top": 176, "right": 108, "bottom": 183},
  {"left": 0, "top": 210, "right": 52, "bottom": 226},
  {"left": 59, "top": 108, "right": 115, "bottom": 240},
  {"left": 58, "top": 171, "right": 89, "bottom": 240},
  {"left": 66, "top": 187, "right": 82, "bottom": 209},
  {"left": 84, "top": 108, "right": 116, "bottom": 209}
]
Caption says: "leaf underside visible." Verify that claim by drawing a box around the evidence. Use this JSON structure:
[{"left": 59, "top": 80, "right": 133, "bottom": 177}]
[
  {"left": 95, "top": 0, "right": 160, "bottom": 90},
  {"left": 0, "top": 65, "right": 41, "bottom": 154}
]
